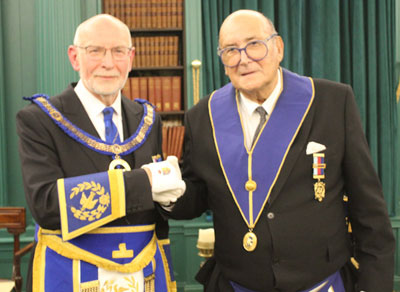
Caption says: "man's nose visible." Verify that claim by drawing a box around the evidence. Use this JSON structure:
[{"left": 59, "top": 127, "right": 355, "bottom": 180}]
[
  {"left": 239, "top": 49, "right": 251, "bottom": 64},
  {"left": 101, "top": 49, "right": 115, "bottom": 67}
]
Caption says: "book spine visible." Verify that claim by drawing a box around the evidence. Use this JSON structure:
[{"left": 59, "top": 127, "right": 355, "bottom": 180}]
[
  {"left": 177, "top": 0, "right": 183, "bottom": 28},
  {"left": 162, "top": 126, "right": 168, "bottom": 159},
  {"left": 154, "top": 77, "right": 163, "bottom": 111},
  {"left": 144, "top": 37, "right": 150, "bottom": 67},
  {"left": 122, "top": 77, "right": 132, "bottom": 100},
  {"left": 174, "top": 36, "right": 179, "bottom": 66},
  {"left": 161, "top": 0, "right": 168, "bottom": 28},
  {"left": 154, "top": 36, "right": 160, "bottom": 67},
  {"left": 147, "top": 76, "right": 156, "bottom": 106},
  {"left": 130, "top": 77, "right": 140, "bottom": 100},
  {"left": 171, "top": 76, "right": 181, "bottom": 111},
  {"left": 170, "top": 125, "right": 178, "bottom": 157},
  {"left": 168, "top": 36, "right": 174, "bottom": 66},
  {"left": 161, "top": 76, "right": 172, "bottom": 111},
  {"left": 159, "top": 36, "right": 165, "bottom": 67},
  {"left": 171, "top": 0, "right": 177, "bottom": 28},
  {"left": 176, "top": 125, "right": 185, "bottom": 160},
  {"left": 139, "top": 77, "right": 148, "bottom": 100},
  {"left": 139, "top": 36, "right": 146, "bottom": 67}
]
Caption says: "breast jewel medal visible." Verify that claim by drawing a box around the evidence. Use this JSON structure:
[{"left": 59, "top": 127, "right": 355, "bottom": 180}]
[
  {"left": 108, "top": 149, "right": 132, "bottom": 171},
  {"left": 313, "top": 153, "right": 326, "bottom": 201},
  {"left": 25, "top": 94, "right": 155, "bottom": 170},
  {"left": 243, "top": 179, "right": 258, "bottom": 252}
]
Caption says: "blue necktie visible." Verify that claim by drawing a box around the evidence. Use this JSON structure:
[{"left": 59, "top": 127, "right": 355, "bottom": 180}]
[{"left": 102, "top": 107, "right": 121, "bottom": 144}]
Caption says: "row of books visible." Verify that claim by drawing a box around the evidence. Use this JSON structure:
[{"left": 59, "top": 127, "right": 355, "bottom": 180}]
[
  {"left": 162, "top": 125, "right": 185, "bottom": 160},
  {"left": 122, "top": 76, "right": 182, "bottom": 112},
  {"left": 103, "top": 0, "right": 184, "bottom": 29},
  {"left": 132, "top": 36, "right": 179, "bottom": 67}
]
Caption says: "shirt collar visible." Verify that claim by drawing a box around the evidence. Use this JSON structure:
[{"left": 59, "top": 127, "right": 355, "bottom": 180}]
[
  {"left": 239, "top": 68, "right": 282, "bottom": 116},
  {"left": 74, "top": 80, "right": 122, "bottom": 117}
]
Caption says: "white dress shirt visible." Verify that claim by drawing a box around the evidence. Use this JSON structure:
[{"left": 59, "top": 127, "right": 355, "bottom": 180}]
[
  {"left": 238, "top": 69, "right": 282, "bottom": 149},
  {"left": 74, "top": 80, "right": 124, "bottom": 141}
]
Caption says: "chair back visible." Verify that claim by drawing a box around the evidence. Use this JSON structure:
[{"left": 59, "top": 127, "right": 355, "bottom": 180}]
[{"left": 0, "top": 207, "right": 34, "bottom": 292}]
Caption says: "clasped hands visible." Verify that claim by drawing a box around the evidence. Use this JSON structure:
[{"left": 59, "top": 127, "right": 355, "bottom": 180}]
[{"left": 142, "top": 156, "right": 186, "bottom": 207}]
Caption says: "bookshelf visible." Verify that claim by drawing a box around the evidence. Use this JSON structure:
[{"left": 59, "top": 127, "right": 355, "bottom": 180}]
[{"left": 103, "top": 0, "right": 186, "bottom": 160}]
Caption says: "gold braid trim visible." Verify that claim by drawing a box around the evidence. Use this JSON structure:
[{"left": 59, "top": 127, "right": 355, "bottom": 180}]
[
  {"left": 39, "top": 231, "right": 157, "bottom": 274},
  {"left": 80, "top": 280, "right": 99, "bottom": 292},
  {"left": 144, "top": 274, "right": 155, "bottom": 292},
  {"left": 158, "top": 239, "right": 177, "bottom": 292},
  {"left": 37, "top": 97, "right": 154, "bottom": 156}
]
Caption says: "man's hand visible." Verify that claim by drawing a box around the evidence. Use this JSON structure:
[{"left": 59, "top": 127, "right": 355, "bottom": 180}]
[{"left": 142, "top": 156, "right": 186, "bottom": 206}]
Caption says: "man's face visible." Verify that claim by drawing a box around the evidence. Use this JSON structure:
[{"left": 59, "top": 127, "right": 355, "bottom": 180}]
[
  {"left": 68, "top": 19, "right": 134, "bottom": 101},
  {"left": 219, "top": 13, "right": 283, "bottom": 99}
]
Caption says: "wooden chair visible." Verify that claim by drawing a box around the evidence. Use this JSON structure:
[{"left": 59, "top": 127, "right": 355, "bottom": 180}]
[{"left": 0, "top": 207, "right": 34, "bottom": 292}]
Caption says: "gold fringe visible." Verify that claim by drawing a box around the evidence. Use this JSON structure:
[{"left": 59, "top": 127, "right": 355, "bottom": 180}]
[
  {"left": 80, "top": 280, "right": 99, "bottom": 292},
  {"left": 32, "top": 234, "right": 46, "bottom": 292},
  {"left": 39, "top": 231, "right": 157, "bottom": 274},
  {"left": 157, "top": 239, "right": 177, "bottom": 291},
  {"left": 144, "top": 274, "right": 155, "bottom": 292}
]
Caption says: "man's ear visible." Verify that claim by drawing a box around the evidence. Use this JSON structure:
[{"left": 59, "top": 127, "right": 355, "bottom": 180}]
[
  {"left": 68, "top": 45, "right": 80, "bottom": 71},
  {"left": 128, "top": 47, "right": 135, "bottom": 71},
  {"left": 275, "top": 36, "right": 284, "bottom": 62}
]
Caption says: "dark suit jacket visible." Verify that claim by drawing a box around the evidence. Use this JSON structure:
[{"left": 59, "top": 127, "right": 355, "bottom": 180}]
[
  {"left": 16, "top": 84, "right": 168, "bottom": 291},
  {"left": 169, "top": 77, "right": 395, "bottom": 292}
]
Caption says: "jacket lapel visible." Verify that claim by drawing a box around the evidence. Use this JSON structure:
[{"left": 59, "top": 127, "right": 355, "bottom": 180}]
[
  {"left": 120, "top": 97, "right": 143, "bottom": 168},
  {"left": 57, "top": 86, "right": 111, "bottom": 172},
  {"left": 266, "top": 101, "right": 316, "bottom": 206}
]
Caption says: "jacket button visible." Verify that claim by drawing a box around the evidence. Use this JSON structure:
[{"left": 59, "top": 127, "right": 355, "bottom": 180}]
[{"left": 267, "top": 212, "right": 275, "bottom": 219}]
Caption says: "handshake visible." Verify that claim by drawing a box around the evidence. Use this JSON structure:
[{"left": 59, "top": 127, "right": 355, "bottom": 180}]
[{"left": 142, "top": 156, "right": 186, "bottom": 207}]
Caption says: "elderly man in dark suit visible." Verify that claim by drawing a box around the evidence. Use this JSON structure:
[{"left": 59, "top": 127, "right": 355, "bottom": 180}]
[
  {"left": 147, "top": 9, "right": 395, "bottom": 292},
  {"left": 17, "top": 14, "right": 184, "bottom": 292}
]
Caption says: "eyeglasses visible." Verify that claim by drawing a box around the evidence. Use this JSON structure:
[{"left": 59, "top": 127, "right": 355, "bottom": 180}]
[
  {"left": 75, "top": 46, "right": 132, "bottom": 61},
  {"left": 217, "top": 33, "right": 278, "bottom": 68}
]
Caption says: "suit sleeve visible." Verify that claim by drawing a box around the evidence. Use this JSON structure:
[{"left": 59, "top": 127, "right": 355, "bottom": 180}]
[
  {"left": 16, "top": 106, "right": 156, "bottom": 230},
  {"left": 342, "top": 86, "right": 395, "bottom": 291},
  {"left": 17, "top": 107, "right": 64, "bottom": 229},
  {"left": 167, "top": 110, "right": 208, "bottom": 220},
  {"left": 122, "top": 115, "right": 162, "bottom": 216}
]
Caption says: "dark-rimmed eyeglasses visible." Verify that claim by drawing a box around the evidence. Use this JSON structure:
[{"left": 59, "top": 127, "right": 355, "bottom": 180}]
[
  {"left": 75, "top": 46, "right": 132, "bottom": 61},
  {"left": 217, "top": 33, "right": 278, "bottom": 68}
]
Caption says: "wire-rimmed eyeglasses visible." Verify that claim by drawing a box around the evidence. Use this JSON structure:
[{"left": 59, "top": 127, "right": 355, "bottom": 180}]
[
  {"left": 217, "top": 33, "right": 278, "bottom": 68},
  {"left": 75, "top": 45, "right": 133, "bottom": 61}
]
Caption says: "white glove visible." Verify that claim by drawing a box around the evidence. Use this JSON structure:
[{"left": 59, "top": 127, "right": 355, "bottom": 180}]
[
  {"left": 142, "top": 156, "right": 186, "bottom": 205},
  {"left": 152, "top": 188, "right": 184, "bottom": 206}
]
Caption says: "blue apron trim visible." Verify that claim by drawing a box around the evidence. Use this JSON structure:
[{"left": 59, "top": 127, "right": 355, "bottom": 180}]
[
  {"left": 80, "top": 261, "right": 98, "bottom": 283},
  {"left": 44, "top": 247, "right": 73, "bottom": 291},
  {"left": 154, "top": 247, "right": 168, "bottom": 291},
  {"left": 143, "top": 257, "right": 155, "bottom": 278},
  {"left": 39, "top": 226, "right": 154, "bottom": 265},
  {"left": 230, "top": 271, "right": 344, "bottom": 292},
  {"left": 299, "top": 271, "right": 345, "bottom": 292},
  {"left": 230, "top": 280, "right": 257, "bottom": 292},
  {"left": 209, "top": 68, "right": 314, "bottom": 227},
  {"left": 162, "top": 243, "right": 175, "bottom": 282}
]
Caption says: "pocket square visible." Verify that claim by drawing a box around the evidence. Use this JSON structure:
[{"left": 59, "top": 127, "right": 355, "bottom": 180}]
[{"left": 306, "top": 141, "right": 326, "bottom": 155}]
